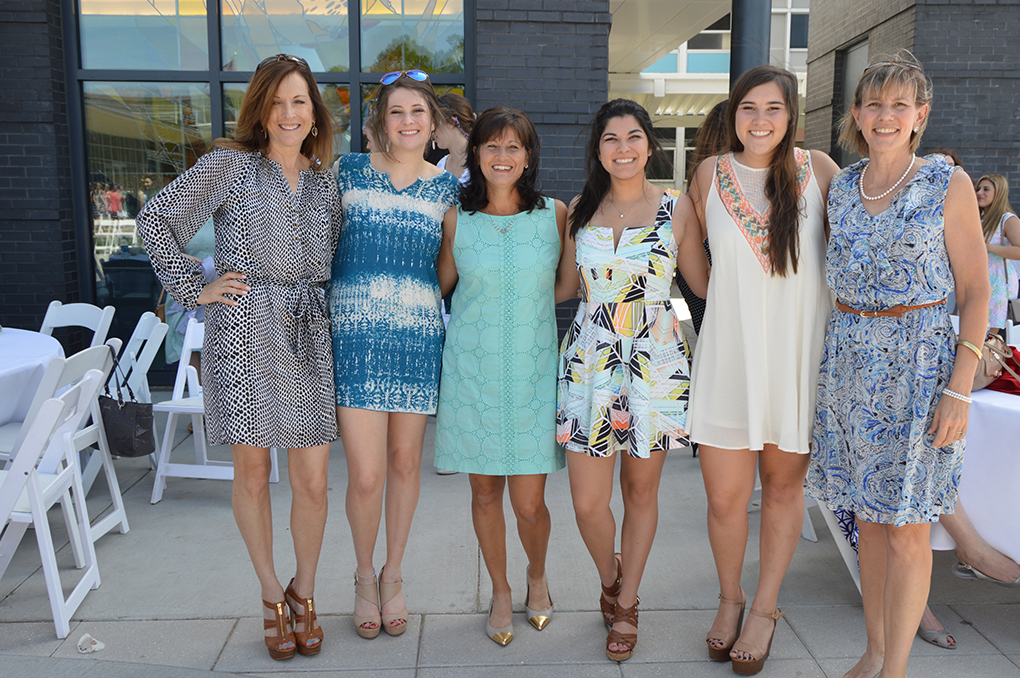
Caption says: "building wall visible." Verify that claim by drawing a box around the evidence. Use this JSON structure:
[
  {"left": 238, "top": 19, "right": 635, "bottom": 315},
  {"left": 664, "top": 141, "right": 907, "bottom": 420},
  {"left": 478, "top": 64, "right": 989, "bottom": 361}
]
[{"left": 0, "top": 0, "right": 79, "bottom": 335}]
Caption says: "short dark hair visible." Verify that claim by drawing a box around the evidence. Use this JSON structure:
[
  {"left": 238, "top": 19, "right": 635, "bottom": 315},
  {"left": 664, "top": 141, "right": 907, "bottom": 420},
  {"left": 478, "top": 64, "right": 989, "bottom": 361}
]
[{"left": 461, "top": 107, "right": 545, "bottom": 214}]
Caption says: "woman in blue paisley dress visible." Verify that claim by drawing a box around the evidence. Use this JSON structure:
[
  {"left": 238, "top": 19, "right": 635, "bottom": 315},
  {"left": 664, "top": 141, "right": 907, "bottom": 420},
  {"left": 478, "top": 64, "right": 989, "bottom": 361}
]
[
  {"left": 328, "top": 71, "right": 459, "bottom": 639},
  {"left": 805, "top": 56, "right": 990, "bottom": 678}
]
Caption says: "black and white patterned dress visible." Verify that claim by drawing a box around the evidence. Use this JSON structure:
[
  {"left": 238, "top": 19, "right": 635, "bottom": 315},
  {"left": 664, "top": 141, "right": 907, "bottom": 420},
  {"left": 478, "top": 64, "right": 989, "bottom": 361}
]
[{"left": 137, "top": 147, "right": 342, "bottom": 448}]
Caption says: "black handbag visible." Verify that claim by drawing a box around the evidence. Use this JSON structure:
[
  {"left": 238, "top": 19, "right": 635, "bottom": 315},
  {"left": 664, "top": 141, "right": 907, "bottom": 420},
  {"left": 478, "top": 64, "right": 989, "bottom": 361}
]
[{"left": 97, "top": 361, "right": 156, "bottom": 458}]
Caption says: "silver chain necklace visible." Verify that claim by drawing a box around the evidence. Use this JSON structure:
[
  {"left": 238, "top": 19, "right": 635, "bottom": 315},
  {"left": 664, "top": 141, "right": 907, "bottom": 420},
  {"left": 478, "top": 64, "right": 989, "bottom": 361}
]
[
  {"left": 859, "top": 155, "right": 916, "bottom": 201},
  {"left": 608, "top": 183, "right": 650, "bottom": 218}
]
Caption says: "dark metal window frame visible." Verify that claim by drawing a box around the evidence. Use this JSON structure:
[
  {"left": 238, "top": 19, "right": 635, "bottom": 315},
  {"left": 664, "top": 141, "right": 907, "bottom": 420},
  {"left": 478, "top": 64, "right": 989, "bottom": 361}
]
[{"left": 63, "top": 0, "right": 475, "bottom": 304}]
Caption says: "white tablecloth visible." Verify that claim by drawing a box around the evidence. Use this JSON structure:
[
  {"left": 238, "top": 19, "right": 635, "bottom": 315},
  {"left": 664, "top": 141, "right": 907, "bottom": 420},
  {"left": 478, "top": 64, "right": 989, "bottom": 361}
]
[
  {"left": 0, "top": 328, "right": 64, "bottom": 427},
  {"left": 931, "top": 388, "right": 1020, "bottom": 564}
]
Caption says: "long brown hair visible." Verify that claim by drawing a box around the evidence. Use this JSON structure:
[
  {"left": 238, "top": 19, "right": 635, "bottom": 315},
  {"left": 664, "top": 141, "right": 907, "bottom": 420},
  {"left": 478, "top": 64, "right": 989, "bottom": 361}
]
[
  {"left": 365, "top": 73, "right": 444, "bottom": 160},
  {"left": 438, "top": 92, "right": 475, "bottom": 139},
  {"left": 690, "top": 99, "right": 729, "bottom": 174},
  {"left": 977, "top": 174, "right": 1016, "bottom": 243},
  {"left": 727, "top": 65, "right": 802, "bottom": 277},
  {"left": 213, "top": 58, "right": 334, "bottom": 168}
]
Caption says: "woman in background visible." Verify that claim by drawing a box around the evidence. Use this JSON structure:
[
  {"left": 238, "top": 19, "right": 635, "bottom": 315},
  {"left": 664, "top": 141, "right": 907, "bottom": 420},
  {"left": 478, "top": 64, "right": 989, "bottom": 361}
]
[
  {"left": 435, "top": 92, "right": 474, "bottom": 184},
  {"left": 974, "top": 174, "right": 1020, "bottom": 335}
]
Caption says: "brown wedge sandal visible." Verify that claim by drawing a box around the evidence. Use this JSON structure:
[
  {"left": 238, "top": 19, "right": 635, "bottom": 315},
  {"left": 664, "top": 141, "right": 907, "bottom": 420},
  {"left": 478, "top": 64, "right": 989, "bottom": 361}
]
[
  {"left": 599, "top": 553, "right": 623, "bottom": 629},
  {"left": 730, "top": 607, "right": 784, "bottom": 675},
  {"left": 379, "top": 567, "right": 408, "bottom": 636},
  {"left": 706, "top": 591, "right": 746, "bottom": 661},
  {"left": 263, "top": 599, "right": 296, "bottom": 660},
  {"left": 606, "top": 601, "right": 638, "bottom": 662},
  {"left": 285, "top": 578, "right": 323, "bottom": 656}
]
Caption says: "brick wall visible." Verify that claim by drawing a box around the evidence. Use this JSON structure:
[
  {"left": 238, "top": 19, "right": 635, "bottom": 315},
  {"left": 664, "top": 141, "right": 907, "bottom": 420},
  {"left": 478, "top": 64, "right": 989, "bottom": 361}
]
[
  {"left": 475, "top": 0, "right": 610, "bottom": 337},
  {"left": 0, "top": 0, "right": 79, "bottom": 337},
  {"left": 913, "top": 1, "right": 1020, "bottom": 187}
]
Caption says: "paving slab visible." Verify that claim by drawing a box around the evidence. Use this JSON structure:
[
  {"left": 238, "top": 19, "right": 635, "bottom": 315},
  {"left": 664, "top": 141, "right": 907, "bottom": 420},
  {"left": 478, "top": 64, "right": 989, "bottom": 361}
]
[
  {"left": 419, "top": 665, "right": 623, "bottom": 678},
  {"left": 818, "top": 653, "right": 1020, "bottom": 678},
  {"left": 49, "top": 618, "right": 236, "bottom": 670},
  {"left": 0, "top": 654, "right": 225, "bottom": 677},
  {"left": 951, "top": 602, "right": 1020, "bottom": 655},
  {"left": 622, "top": 658, "right": 826, "bottom": 677},
  {"left": 0, "top": 620, "right": 79, "bottom": 657}
]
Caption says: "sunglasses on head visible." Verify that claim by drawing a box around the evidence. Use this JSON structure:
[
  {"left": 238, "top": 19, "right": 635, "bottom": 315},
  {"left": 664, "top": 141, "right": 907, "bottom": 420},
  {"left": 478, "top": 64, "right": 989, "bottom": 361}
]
[
  {"left": 863, "top": 60, "right": 923, "bottom": 74},
  {"left": 257, "top": 54, "right": 309, "bottom": 70},
  {"left": 380, "top": 70, "right": 429, "bottom": 85}
]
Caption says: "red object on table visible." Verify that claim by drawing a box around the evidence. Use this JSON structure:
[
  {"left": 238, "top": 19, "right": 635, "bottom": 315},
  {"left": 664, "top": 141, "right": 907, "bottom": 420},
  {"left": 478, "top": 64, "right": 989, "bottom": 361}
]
[{"left": 987, "top": 345, "right": 1020, "bottom": 395}]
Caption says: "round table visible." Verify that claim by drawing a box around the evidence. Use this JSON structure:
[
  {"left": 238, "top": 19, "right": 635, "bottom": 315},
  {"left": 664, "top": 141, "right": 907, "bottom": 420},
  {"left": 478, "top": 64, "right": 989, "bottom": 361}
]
[{"left": 0, "top": 328, "right": 64, "bottom": 427}]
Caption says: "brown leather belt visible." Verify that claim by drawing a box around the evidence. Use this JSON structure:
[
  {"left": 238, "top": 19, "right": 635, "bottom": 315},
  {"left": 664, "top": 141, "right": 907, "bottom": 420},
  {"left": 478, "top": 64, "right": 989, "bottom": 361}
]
[{"left": 835, "top": 298, "right": 946, "bottom": 318}]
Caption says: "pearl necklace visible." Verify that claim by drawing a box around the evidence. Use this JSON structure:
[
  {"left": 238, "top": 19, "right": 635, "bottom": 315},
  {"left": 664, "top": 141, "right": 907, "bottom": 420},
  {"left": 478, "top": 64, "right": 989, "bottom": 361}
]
[
  {"left": 486, "top": 211, "right": 518, "bottom": 234},
  {"left": 859, "top": 155, "right": 916, "bottom": 201}
]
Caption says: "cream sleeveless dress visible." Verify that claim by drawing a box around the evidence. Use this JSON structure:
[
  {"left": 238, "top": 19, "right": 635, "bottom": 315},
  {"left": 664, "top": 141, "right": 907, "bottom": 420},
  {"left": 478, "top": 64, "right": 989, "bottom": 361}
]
[{"left": 687, "top": 149, "right": 830, "bottom": 453}]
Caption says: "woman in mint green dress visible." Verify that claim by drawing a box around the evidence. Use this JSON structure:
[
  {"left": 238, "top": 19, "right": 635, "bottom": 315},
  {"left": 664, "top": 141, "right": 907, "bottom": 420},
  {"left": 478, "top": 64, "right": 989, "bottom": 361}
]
[{"left": 435, "top": 107, "right": 567, "bottom": 645}]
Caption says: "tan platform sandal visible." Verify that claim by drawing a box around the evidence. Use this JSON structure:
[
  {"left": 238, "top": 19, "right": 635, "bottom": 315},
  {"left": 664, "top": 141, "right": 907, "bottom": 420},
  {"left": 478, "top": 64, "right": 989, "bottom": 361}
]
[
  {"left": 285, "top": 578, "right": 323, "bottom": 656},
  {"left": 379, "top": 567, "right": 408, "bottom": 636},
  {"left": 606, "top": 601, "right": 638, "bottom": 662},
  {"left": 731, "top": 607, "right": 784, "bottom": 675},
  {"left": 263, "top": 599, "right": 296, "bottom": 660},
  {"left": 599, "top": 553, "right": 623, "bottom": 629},
  {"left": 353, "top": 570, "right": 381, "bottom": 639},
  {"left": 706, "top": 590, "right": 746, "bottom": 661}
]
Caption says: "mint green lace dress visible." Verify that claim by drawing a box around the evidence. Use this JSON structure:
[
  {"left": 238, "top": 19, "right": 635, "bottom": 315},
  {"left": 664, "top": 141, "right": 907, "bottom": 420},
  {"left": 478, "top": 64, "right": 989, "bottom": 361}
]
[{"left": 434, "top": 204, "right": 565, "bottom": 475}]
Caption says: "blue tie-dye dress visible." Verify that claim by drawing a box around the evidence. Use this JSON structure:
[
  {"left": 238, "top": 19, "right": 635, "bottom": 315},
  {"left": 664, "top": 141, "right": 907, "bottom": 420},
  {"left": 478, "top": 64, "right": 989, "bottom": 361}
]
[
  {"left": 806, "top": 159, "right": 964, "bottom": 526},
  {"left": 328, "top": 153, "right": 460, "bottom": 414}
]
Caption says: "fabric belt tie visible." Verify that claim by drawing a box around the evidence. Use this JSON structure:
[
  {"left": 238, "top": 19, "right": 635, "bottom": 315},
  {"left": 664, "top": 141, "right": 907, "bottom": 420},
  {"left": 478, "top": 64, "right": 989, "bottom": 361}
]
[
  {"left": 249, "top": 277, "right": 326, "bottom": 371},
  {"left": 835, "top": 298, "right": 946, "bottom": 318}
]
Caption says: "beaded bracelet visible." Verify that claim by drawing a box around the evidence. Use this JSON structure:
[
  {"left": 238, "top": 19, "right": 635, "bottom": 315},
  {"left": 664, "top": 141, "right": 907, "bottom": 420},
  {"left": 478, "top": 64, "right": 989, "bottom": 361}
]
[
  {"left": 942, "top": 388, "right": 972, "bottom": 404},
  {"left": 957, "top": 340, "right": 983, "bottom": 360}
]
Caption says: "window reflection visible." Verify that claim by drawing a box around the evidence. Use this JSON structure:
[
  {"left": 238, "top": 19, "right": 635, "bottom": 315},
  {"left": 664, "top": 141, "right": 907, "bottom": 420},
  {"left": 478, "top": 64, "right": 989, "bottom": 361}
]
[
  {"left": 221, "top": 0, "right": 350, "bottom": 72},
  {"left": 84, "top": 81, "right": 211, "bottom": 348},
  {"left": 361, "top": 0, "right": 463, "bottom": 73},
  {"left": 223, "top": 83, "right": 351, "bottom": 156},
  {"left": 78, "top": 0, "right": 209, "bottom": 70}
]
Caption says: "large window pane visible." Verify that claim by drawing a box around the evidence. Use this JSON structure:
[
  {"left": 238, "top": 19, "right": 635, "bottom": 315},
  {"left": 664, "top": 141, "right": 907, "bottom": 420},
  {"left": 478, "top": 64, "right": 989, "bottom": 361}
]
[
  {"left": 223, "top": 83, "right": 351, "bottom": 157},
  {"left": 84, "top": 82, "right": 212, "bottom": 349},
  {"left": 221, "top": 0, "right": 350, "bottom": 72},
  {"left": 361, "top": 0, "right": 464, "bottom": 73},
  {"left": 78, "top": 0, "right": 209, "bottom": 70}
]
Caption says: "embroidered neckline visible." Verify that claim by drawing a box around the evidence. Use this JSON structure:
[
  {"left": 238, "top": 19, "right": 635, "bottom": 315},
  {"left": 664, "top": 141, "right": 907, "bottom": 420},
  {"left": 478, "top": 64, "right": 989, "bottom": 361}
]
[{"left": 715, "top": 148, "right": 812, "bottom": 273}]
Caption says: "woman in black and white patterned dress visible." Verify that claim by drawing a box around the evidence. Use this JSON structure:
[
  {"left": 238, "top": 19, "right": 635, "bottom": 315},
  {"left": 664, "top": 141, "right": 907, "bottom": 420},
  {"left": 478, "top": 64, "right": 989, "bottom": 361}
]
[{"left": 137, "top": 55, "right": 340, "bottom": 661}]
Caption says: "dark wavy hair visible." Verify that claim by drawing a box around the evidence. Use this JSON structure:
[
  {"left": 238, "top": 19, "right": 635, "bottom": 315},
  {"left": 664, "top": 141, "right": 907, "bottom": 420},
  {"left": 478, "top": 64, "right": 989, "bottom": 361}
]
[
  {"left": 569, "top": 99, "right": 666, "bottom": 238},
  {"left": 690, "top": 99, "right": 729, "bottom": 174},
  {"left": 461, "top": 107, "right": 545, "bottom": 213},
  {"left": 727, "top": 65, "right": 802, "bottom": 277},
  {"left": 213, "top": 58, "right": 335, "bottom": 168}
]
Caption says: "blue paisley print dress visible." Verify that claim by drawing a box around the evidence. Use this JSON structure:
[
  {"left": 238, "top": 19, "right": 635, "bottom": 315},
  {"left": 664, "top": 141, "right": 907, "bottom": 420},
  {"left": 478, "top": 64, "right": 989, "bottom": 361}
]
[
  {"left": 328, "top": 153, "right": 460, "bottom": 414},
  {"left": 806, "top": 159, "right": 963, "bottom": 526}
]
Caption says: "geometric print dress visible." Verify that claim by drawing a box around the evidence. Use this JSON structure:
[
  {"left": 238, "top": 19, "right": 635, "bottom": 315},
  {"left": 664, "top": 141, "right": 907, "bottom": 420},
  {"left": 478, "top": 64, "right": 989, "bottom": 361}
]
[
  {"left": 557, "top": 191, "right": 692, "bottom": 459},
  {"left": 987, "top": 212, "right": 1019, "bottom": 328},
  {"left": 806, "top": 159, "right": 963, "bottom": 526},
  {"left": 328, "top": 153, "right": 460, "bottom": 414},
  {"left": 136, "top": 147, "right": 342, "bottom": 449}
]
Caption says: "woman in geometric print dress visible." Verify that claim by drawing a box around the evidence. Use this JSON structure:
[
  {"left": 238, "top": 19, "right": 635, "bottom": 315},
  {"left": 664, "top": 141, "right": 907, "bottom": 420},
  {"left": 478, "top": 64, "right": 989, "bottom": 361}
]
[
  {"left": 974, "top": 174, "right": 1020, "bottom": 334},
  {"left": 137, "top": 56, "right": 339, "bottom": 660},
  {"left": 327, "top": 70, "right": 459, "bottom": 639},
  {"left": 556, "top": 98, "right": 709, "bottom": 662},
  {"left": 685, "top": 65, "right": 840, "bottom": 675},
  {"left": 805, "top": 56, "right": 989, "bottom": 678}
]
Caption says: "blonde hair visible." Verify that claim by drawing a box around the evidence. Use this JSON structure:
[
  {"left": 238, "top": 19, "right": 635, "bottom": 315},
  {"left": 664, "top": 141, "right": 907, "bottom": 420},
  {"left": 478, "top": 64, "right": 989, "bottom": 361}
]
[
  {"left": 977, "top": 174, "right": 1016, "bottom": 243},
  {"left": 838, "top": 51, "right": 932, "bottom": 157}
]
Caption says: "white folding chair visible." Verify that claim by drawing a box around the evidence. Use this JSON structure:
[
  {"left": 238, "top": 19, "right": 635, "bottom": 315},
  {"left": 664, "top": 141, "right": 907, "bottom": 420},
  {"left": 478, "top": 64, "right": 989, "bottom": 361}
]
[
  {"left": 81, "top": 312, "right": 167, "bottom": 490},
  {"left": 150, "top": 319, "right": 279, "bottom": 504},
  {"left": 39, "top": 300, "right": 115, "bottom": 349},
  {"left": 0, "top": 371, "right": 105, "bottom": 638}
]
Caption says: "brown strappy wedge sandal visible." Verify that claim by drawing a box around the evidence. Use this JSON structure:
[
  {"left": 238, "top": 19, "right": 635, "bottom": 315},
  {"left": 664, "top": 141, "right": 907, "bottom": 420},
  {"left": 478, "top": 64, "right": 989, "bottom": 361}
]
[
  {"left": 706, "top": 590, "right": 746, "bottom": 661},
  {"left": 606, "top": 601, "right": 638, "bottom": 662},
  {"left": 285, "top": 578, "right": 323, "bottom": 656},
  {"left": 263, "top": 599, "right": 296, "bottom": 660},
  {"left": 730, "top": 607, "right": 784, "bottom": 675},
  {"left": 600, "top": 553, "right": 623, "bottom": 629},
  {"left": 379, "top": 567, "right": 408, "bottom": 636}
]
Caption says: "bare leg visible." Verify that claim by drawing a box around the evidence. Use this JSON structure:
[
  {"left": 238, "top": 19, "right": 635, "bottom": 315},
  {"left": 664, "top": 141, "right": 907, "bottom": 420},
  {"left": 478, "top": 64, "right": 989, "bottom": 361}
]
[
  {"left": 846, "top": 519, "right": 887, "bottom": 678},
  {"left": 940, "top": 502, "right": 1020, "bottom": 583},
  {"left": 507, "top": 474, "right": 552, "bottom": 610},
  {"left": 607, "top": 450, "right": 667, "bottom": 654},
  {"left": 337, "top": 407, "right": 389, "bottom": 622},
  {"left": 379, "top": 412, "right": 428, "bottom": 628},
  {"left": 470, "top": 474, "right": 512, "bottom": 627},
  {"left": 732, "top": 445, "right": 810, "bottom": 660},
  {"left": 880, "top": 522, "right": 932, "bottom": 678},
  {"left": 698, "top": 445, "right": 757, "bottom": 651},
  {"left": 230, "top": 444, "right": 293, "bottom": 650},
  {"left": 285, "top": 444, "right": 330, "bottom": 639},
  {"left": 566, "top": 452, "right": 620, "bottom": 609}
]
